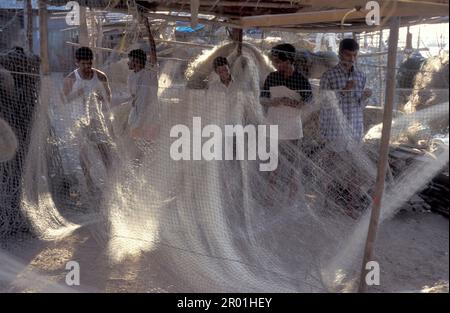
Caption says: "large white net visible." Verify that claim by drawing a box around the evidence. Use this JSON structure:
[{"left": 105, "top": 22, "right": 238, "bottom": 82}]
[{"left": 0, "top": 2, "right": 448, "bottom": 293}]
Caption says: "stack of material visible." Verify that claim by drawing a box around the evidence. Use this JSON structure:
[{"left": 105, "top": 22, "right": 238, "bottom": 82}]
[
  {"left": 396, "top": 52, "right": 426, "bottom": 108},
  {"left": 387, "top": 144, "right": 449, "bottom": 218},
  {"left": 402, "top": 52, "right": 449, "bottom": 134},
  {"left": 388, "top": 144, "right": 430, "bottom": 177},
  {"left": 418, "top": 170, "right": 449, "bottom": 218},
  {"left": 363, "top": 106, "right": 403, "bottom": 133},
  {"left": 404, "top": 170, "right": 449, "bottom": 218},
  {"left": 403, "top": 52, "right": 449, "bottom": 113},
  {"left": 295, "top": 50, "right": 338, "bottom": 79},
  {"left": 406, "top": 194, "right": 431, "bottom": 213}
]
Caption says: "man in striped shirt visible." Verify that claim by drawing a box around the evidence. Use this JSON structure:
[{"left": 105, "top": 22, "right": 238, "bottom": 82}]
[
  {"left": 319, "top": 38, "right": 372, "bottom": 148},
  {"left": 319, "top": 38, "right": 372, "bottom": 218}
]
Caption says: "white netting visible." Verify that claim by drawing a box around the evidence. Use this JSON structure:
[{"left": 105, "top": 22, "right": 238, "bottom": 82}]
[{"left": 0, "top": 3, "right": 448, "bottom": 293}]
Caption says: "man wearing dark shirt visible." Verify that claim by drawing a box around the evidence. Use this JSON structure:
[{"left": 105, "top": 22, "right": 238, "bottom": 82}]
[
  {"left": 260, "top": 43, "right": 312, "bottom": 201},
  {"left": 260, "top": 61, "right": 312, "bottom": 106},
  {"left": 260, "top": 44, "right": 312, "bottom": 135}
]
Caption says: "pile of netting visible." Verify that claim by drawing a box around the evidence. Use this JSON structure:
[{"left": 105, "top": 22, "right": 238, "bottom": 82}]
[{"left": 0, "top": 9, "right": 448, "bottom": 292}]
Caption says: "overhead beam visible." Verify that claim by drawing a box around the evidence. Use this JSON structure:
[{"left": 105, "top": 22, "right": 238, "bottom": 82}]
[
  {"left": 240, "top": 9, "right": 369, "bottom": 28},
  {"left": 300, "top": 0, "right": 449, "bottom": 8},
  {"left": 299, "top": 0, "right": 449, "bottom": 17},
  {"left": 251, "top": 15, "right": 447, "bottom": 33},
  {"left": 239, "top": 2, "right": 447, "bottom": 28},
  {"left": 65, "top": 41, "right": 190, "bottom": 62},
  {"left": 166, "top": 0, "right": 304, "bottom": 9},
  {"left": 145, "top": 12, "right": 242, "bottom": 28}
]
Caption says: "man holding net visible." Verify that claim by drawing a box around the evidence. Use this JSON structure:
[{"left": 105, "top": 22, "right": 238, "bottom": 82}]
[
  {"left": 319, "top": 38, "right": 373, "bottom": 217},
  {"left": 126, "top": 48, "right": 160, "bottom": 143},
  {"left": 122, "top": 17, "right": 161, "bottom": 162},
  {"left": 209, "top": 56, "right": 239, "bottom": 154},
  {"left": 209, "top": 56, "right": 266, "bottom": 154},
  {"left": 260, "top": 43, "right": 312, "bottom": 202},
  {"left": 62, "top": 47, "right": 115, "bottom": 194}
]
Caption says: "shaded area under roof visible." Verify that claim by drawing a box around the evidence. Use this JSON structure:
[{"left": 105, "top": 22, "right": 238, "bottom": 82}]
[{"left": 41, "top": 0, "right": 450, "bottom": 32}]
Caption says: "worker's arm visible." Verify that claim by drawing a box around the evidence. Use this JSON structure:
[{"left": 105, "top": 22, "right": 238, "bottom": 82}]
[
  {"left": 62, "top": 75, "right": 73, "bottom": 100},
  {"left": 61, "top": 73, "right": 82, "bottom": 103},
  {"left": 277, "top": 98, "right": 304, "bottom": 109},
  {"left": 361, "top": 76, "right": 372, "bottom": 103},
  {"left": 260, "top": 76, "right": 274, "bottom": 108},
  {"left": 96, "top": 70, "right": 112, "bottom": 104}
]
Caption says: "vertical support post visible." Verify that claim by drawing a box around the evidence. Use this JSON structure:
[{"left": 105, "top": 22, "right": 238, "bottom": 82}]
[
  {"left": 231, "top": 28, "right": 243, "bottom": 56},
  {"left": 98, "top": 14, "right": 104, "bottom": 66},
  {"left": 405, "top": 26, "right": 413, "bottom": 56},
  {"left": 417, "top": 27, "right": 421, "bottom": 49},
  {"left": 378, "top": 29, "right": 383, "bottom": 105},
  {"left": 24, "top": 0, "right": 33, "bottom": 53},
  {"left": 260, "top": 30, "right": 265, "bottom": 50},
  {"left": 38, "top": 0, "right": 51, "bottom": 134},
  {"left": 38, "top": 0, "right": 50, "bottom": 75},
  {"left": 358, "top": 17, "right": 400, "bottom": 293},
  {"left": 79, "top": 6, "right": 89, "bottom": 46},
  {"left": 92, "top": 11, "right": 103, "bottom": 66},
  {"left": 190, "top": 0, "right": 199, "bottom": 28}
]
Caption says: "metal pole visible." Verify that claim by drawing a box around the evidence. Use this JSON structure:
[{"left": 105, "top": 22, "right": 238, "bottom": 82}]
[{"left": 358, "top": 16, "right": 400, "bottom": 293}]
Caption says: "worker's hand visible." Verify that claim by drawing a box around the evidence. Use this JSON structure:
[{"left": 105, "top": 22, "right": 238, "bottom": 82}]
[
  {"left": 130, "top": 127, "right": 142, "bottom": 139},
  {"left": 66, "top": 87, "right": 85, "bottom": 102},
  {"left": 283, "top": 98, "right": 302, "bottom": 108},
  {"left": 269, "top": 98, "right": 282, "bottom": 107},
  {"left": 75, "top": 87, "right": 85, "bottom": 97},
  {"left": 132, "top": 125, "right": 160, "bottom": 142},
  {"left": 146, "top": 125, "right": 160, "bottom": 142},
  {"left": 275, "top": 98, "right": 301, "bottom": 108},
  {"left": 343, "top": 80, "right": 355, "bottom": 91},
  {"left": 363, "top": 88, "right": 372, "bottom": 99},
  {"left": 94, "top": 92, "right": 104, "bottom": 102}
]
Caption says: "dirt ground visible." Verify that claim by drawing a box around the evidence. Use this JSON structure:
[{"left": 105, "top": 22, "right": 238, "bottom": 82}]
[{"left": 0, "top": 210, "right": 448, "bottom": 293}]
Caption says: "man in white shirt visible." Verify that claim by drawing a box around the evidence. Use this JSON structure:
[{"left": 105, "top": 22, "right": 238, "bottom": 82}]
[
  {"left": 126, "top": 48, "right": 160, "bottom": 142},
  {"left": 208, "top": 56, "right": 242, "bottom": 124},
  {"left": 61, "top": 47, "right": 118, "bottom": 199},
  {"left": 211, "top": 56, "right": 233, "bottom": 89},
  {"left": 208, "top": 57, "right": 234, "bottom": 159}
]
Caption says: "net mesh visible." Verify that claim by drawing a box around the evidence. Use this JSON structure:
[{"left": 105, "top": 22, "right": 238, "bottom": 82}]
[{"left": 0, "top": 2, "right": 448, "bottom": 292}]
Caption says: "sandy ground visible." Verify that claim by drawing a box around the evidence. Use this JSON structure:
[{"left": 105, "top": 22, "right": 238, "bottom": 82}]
[
  {"left": 373, "top": 211, "right": 448, "bottom": 292},
  {"left": 0, "top": 209, "right": 448, "bottom": 293}
]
